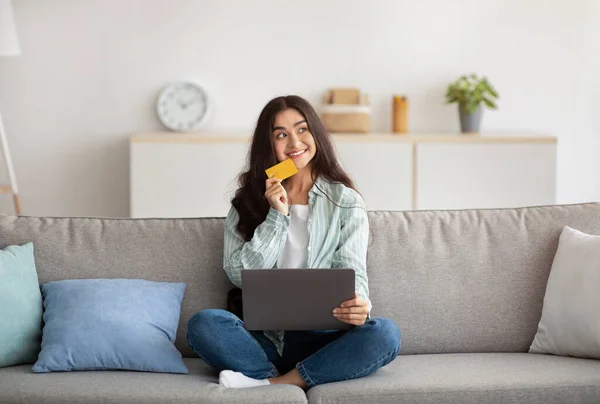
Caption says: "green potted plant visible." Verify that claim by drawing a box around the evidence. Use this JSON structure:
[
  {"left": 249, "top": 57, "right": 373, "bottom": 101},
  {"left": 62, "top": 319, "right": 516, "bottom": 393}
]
[{"left": 445, "top": 73, "right": 499, "bottom": 133}]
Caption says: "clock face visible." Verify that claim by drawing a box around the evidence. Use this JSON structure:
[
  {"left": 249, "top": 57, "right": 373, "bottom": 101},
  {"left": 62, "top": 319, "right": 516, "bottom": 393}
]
[{"left": 157, "top": 82, "right": 210, "bottom": 132}]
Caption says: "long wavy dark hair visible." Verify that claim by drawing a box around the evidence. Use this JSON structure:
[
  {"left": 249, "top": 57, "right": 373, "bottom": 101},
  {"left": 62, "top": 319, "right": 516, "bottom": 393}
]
[{"left": 231, "top": 95, "right": 357, "bottom": 241}]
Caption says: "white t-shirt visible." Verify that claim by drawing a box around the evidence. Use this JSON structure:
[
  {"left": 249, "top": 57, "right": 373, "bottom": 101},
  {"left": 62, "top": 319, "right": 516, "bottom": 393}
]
[{"left": 276, "top": 204, "right": 309, "bottom": 269}]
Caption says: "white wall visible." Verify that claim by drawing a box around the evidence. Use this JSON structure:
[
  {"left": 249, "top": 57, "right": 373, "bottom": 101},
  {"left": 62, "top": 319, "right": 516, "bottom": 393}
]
[
  {"left": 592, "top": 0, "right": 600, "bottom": 200},
  {"left": 0, "top": 0, "right": 598, "bottom": 217}
]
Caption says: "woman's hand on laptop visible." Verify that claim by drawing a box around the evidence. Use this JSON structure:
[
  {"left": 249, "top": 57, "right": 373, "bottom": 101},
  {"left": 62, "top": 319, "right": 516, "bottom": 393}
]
[{"left": 333, "top": 293, "right": 369, "bottom": 326}]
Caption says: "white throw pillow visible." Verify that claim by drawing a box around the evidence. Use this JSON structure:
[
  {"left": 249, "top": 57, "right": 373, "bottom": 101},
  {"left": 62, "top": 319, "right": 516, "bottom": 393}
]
[{"left": 529, "top": 226, "right": 600, "bottom": 358}]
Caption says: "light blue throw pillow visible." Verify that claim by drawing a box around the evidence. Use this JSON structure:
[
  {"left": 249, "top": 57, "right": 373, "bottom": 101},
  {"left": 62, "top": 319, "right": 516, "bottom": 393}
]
[
  {"left": 32, "top": 278, "right": 188, "bottom": 374},
  {"left": 0, "top": 243, "right": 43, "bottom": 367}
]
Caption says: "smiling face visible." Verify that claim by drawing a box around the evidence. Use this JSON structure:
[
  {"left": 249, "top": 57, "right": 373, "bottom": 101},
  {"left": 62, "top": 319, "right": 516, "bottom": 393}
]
[{"left": 271, "top": 108, "right": 317, "bottom": 171}]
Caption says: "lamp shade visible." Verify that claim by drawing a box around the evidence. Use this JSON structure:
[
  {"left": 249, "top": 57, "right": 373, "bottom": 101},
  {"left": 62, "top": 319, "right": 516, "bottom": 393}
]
[{"left": 0, "top": 0, "right": 20, "bottom": 56}]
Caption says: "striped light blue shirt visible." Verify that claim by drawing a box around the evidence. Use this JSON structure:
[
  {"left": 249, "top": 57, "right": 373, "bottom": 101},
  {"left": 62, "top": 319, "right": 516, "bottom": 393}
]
[{"left": 223, "top": 177, "right": 371, "bottom": 355}]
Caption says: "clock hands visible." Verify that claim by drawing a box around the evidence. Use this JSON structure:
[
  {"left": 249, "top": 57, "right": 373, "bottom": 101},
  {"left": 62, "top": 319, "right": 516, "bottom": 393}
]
[{"left": 179, "top": 99, "right": 199, "bottom": 110}]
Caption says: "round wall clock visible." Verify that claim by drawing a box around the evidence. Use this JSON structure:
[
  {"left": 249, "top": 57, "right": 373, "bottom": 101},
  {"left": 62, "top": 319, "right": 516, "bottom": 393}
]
[{"left": 157, "top": 81, "right": 210, "bottom": 132}]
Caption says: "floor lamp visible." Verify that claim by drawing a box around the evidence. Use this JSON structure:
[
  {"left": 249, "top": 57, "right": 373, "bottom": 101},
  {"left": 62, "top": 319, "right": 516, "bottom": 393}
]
[{"left": 0, "top": 0, "right": 21, "bottom": 214}]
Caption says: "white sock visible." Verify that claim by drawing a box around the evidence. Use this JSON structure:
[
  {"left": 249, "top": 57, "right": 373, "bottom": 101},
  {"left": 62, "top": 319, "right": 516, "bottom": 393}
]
[{"left": 219, "top": 370, "right": 271, "bottom": 388}]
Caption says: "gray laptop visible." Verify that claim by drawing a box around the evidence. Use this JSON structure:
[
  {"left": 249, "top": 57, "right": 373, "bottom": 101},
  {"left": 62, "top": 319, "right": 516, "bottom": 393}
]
[{"left": 242, "top": 268, "right": 355, "bottom": 331}]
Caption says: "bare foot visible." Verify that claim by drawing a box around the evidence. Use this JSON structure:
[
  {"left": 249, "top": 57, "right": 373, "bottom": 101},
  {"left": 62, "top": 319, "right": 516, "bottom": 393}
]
[{"left": 268, "top": 368, "right": 308, "bottom": 389}]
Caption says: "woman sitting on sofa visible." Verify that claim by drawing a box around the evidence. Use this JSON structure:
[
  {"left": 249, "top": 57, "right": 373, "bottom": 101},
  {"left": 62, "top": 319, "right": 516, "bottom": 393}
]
[{"left": 187, "top": 95, "right": 401, "bottom": 389}]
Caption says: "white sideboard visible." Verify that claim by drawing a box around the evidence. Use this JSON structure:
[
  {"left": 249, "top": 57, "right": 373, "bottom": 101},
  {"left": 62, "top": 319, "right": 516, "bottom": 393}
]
[{"left": 130, "top": 132, "right": 557, "bottom": 218}]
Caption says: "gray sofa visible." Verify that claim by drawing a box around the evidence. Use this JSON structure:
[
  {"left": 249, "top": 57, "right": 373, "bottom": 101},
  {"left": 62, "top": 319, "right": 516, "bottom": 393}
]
[{"left": 1, "top": 203, "right": 600, "bottom": 404}]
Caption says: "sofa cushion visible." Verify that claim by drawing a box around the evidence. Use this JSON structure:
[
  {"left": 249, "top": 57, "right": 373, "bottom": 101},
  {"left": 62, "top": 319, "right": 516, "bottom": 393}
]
[
  {"left": 0, "top": 358, "right": 307, "bottom": 404},
  {"left": 32, "top": 279, "right": 188, "bottom": 374},
  {"left": 0, "top": 243, "right": 43, "bottom": 367},
  {"left": 307, "top": 353, "right": 600, "bottom": 404},
  {"left": 0, "top": 215, "right": 231, "bottom": 359},
  {"left": 530, "top": 226, "right": 600, "bottom": 359},
  {"left": 366, "top": 203, "right": 600, "bottom": 354}
]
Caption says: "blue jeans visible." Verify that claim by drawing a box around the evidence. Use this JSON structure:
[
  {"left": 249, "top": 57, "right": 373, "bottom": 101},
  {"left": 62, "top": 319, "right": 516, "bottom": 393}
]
[{"left": 187, "top": 309, "right": 401, "bottom": 387}]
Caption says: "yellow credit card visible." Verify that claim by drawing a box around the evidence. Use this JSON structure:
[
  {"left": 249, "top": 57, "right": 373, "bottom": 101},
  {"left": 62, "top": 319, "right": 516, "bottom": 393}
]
[{"left": 265, "top": 158, "right": 298, "bottom": 181}]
